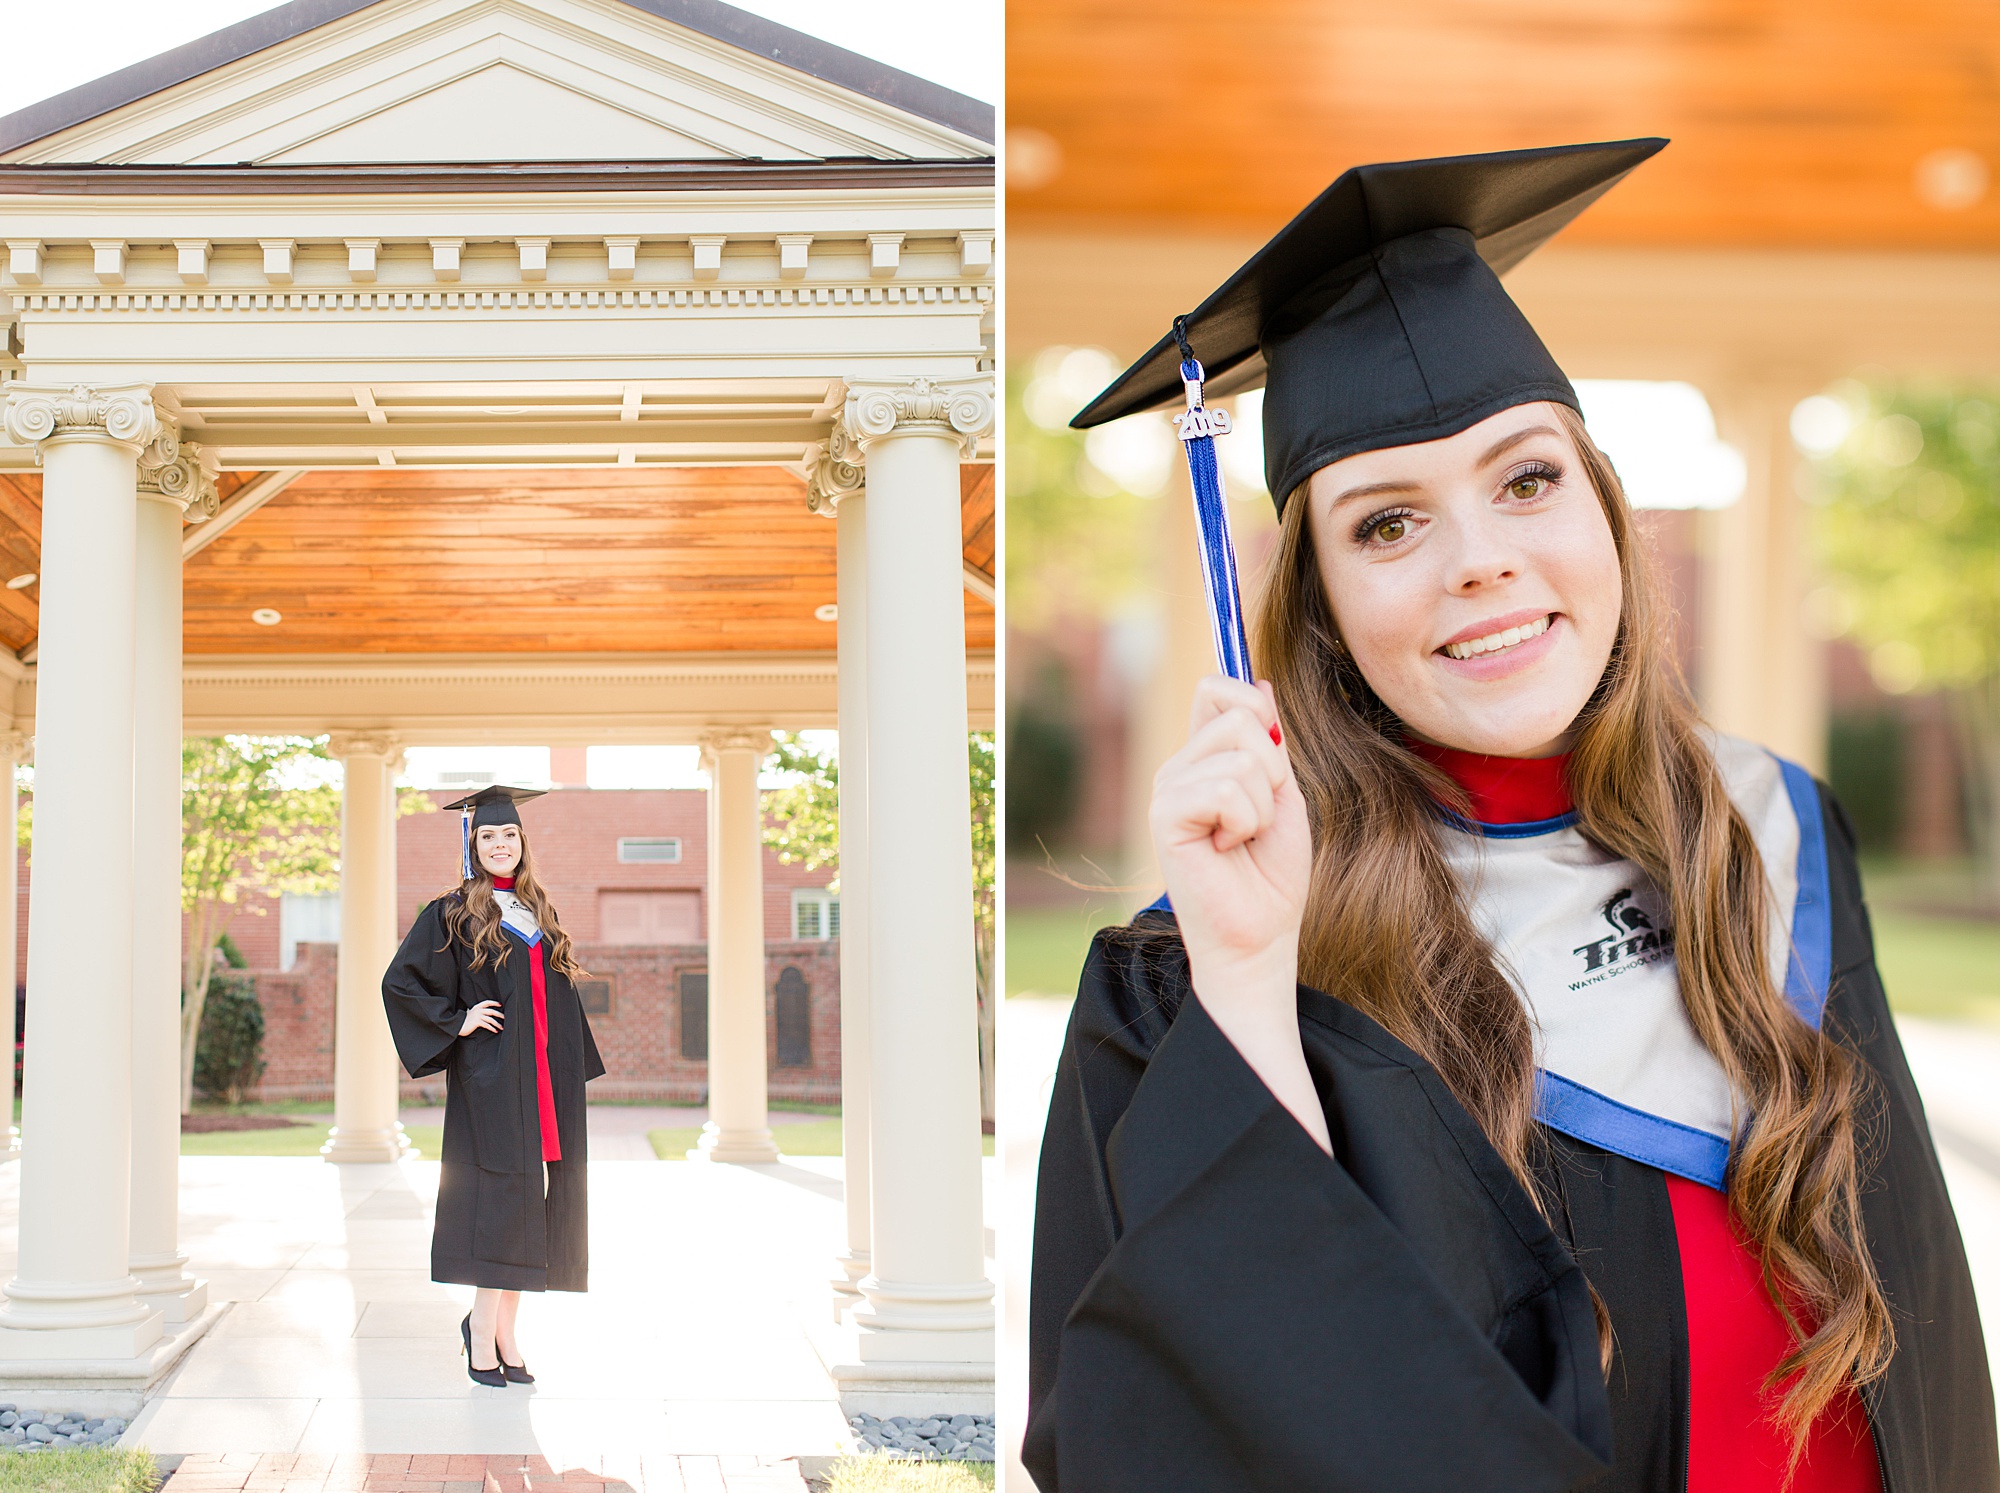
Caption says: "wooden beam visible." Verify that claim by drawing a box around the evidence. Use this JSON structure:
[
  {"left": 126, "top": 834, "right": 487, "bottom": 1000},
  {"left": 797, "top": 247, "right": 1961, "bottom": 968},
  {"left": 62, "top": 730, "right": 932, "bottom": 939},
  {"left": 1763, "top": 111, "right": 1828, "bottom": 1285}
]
[{"left": 182, "top": 469, "right": 304, "bottom": 559}]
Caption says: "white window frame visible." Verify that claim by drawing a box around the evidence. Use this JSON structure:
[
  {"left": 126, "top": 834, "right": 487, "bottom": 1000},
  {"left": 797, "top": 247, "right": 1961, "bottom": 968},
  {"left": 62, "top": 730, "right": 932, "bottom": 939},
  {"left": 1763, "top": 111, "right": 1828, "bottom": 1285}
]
[
  {"left": 616, "top": 836, "right": 683, "bottom": 864},
  {"left": 791, "top": 887, "right": 839, "bottom": 941}
]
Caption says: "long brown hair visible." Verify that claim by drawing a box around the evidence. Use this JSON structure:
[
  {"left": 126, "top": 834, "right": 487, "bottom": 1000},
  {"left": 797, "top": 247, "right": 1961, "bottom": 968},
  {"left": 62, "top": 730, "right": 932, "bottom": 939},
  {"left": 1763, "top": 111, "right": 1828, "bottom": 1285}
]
[
  {"left": 440, "top": 829, "right": 587, "bottom": 980},
  {"left": 1256, "top": 403, "right": 1890, "bottom": 1449}
]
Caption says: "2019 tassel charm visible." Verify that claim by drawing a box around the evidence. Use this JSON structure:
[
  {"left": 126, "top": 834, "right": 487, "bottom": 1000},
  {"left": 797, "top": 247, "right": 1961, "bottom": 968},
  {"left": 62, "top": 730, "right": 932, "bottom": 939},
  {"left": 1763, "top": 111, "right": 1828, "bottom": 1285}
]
[{"left": 1171, "top": 317, "right": 1254, "bottom": 683}]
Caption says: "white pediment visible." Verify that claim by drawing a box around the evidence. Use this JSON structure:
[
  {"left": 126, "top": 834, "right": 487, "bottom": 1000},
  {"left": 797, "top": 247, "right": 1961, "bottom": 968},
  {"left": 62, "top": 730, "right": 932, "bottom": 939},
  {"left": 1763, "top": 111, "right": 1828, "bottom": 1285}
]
[{"left": 3, "top": 0, "right": 989, "bottom": 166}]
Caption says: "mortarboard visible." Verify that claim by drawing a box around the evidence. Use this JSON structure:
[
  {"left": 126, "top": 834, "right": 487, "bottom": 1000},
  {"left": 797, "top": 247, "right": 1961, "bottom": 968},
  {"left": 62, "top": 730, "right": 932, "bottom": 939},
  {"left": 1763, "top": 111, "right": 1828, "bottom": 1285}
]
[
  {"left": 1074, "top": 138, "right": 1666, "bottom": 510},
  {"left": 440, "top": 785, "right": 547, "bottom": 880},
  {"left": 1069, "top": 138, "right": 1666, "bottom": 683}
]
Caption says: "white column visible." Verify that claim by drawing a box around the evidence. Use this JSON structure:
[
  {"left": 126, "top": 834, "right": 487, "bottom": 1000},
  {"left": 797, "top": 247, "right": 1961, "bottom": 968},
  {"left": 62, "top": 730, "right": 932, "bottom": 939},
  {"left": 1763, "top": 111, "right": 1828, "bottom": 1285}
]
[
  {"left": 695, "top": 730, "right": 779, "bottom": 1162},
  {"left": 842, "top": 376, "right": 995, "bottom": 1398},
  {"left": 130, "top": 426, "right": 215, "bottom": 1320},
  {"left": 323, "top": 734, "right": 409, "bottom": 1163},
  {"left": 1701, "top": 380, "right": 1829, "bottom": 772},
  {"left": 0, "top": 731, "right": 24, "bottom": 1161},
  {"left": 0, "top": 384, "right": 163, "bottom": 1359},
  {"left": 809, "top": 435, "right": 872, "bottom": 1315}
]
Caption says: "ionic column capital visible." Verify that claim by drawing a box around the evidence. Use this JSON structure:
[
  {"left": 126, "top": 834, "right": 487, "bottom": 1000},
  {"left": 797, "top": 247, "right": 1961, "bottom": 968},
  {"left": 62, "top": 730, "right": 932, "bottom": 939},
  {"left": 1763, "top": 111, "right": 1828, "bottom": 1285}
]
[
  {"left": 804, "top": 424, "right": 865, "bottom": 516},
  {"left": 0, "top": 732, "right": 28, "bottom": 765},
  {"left": 136, "top": 419, "right": 220, "bottom": 521},
  {"left": 1, "top": 383, "right": 157, "bottom": 456},
  {"left": 326, "top": 731, "right": 402, "bottom": 770},
  {"left": 841, "top": 375, "right": 994, "bottom": 459},
  {"left": 698, "top": 727, "right": 772, "bottom": 766}
]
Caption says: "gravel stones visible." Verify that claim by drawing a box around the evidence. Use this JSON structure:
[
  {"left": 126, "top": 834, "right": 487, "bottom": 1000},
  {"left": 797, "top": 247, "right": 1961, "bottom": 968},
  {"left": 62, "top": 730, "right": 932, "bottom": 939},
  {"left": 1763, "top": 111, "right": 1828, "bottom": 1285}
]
[
  {"left": 0, "top": 1406, "right": 126, "bottom": 1451},
  {"left": 847, "top": 1411, "right": 996, "bottom": 1463}
]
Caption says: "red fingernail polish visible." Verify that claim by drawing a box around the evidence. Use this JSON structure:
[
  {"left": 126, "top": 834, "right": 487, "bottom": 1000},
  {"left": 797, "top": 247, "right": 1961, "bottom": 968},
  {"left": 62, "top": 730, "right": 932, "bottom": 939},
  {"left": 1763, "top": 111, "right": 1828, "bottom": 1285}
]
[{"left": 1270, "top": 723, "right": 1283, "bottom": 746}]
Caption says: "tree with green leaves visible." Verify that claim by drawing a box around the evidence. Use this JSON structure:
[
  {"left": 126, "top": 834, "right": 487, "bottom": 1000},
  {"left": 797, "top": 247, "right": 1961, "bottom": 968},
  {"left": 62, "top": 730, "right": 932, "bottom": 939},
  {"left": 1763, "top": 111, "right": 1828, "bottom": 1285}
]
[
  {"left": 1808, "top": 383, "right": 2000, "bottom": 893},
  {"left": 179, "top": 736, "right": 342, "bottom": 1113},
  {"left": 763, "top": 730, "right": 998, "bottom": 1120}
]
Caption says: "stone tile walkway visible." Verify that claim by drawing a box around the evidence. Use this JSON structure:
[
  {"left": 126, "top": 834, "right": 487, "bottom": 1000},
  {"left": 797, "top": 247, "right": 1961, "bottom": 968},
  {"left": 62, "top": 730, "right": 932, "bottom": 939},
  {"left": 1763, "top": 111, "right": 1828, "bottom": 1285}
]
[
  {"left": 108, "top": 1154, "right": 856, "bottom": 1460},
  {"left": 161, "top": 1451, "right": 810, "bottom": 1493},
  {"left": 0, "top": 1111, "right": 999, "bottom": 1466}
]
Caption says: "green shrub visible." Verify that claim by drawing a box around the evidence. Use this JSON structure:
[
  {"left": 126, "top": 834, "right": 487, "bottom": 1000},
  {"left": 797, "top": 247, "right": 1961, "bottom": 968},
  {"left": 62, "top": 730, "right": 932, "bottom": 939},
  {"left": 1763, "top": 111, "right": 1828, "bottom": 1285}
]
[{"left": 192, "top": 971, "right": 266, "bottom": 1105}]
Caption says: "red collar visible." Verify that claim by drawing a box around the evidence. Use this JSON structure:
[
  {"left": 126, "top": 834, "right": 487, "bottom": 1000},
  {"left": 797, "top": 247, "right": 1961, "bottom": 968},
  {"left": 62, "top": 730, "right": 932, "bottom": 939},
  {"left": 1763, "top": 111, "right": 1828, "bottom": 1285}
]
[
  {"left": 490, "top": 876, "right": 516, "bottom": 890},
  {"left": 1404, "top": 739, "right": 1574, "bottom": 825}
]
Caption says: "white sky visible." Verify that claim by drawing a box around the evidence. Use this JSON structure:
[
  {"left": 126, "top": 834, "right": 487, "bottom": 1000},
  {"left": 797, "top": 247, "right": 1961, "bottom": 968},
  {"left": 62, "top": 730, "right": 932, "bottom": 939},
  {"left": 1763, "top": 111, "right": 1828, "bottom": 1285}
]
[{"left": 0, "top": 0, "right": 998, "bottom": 120}]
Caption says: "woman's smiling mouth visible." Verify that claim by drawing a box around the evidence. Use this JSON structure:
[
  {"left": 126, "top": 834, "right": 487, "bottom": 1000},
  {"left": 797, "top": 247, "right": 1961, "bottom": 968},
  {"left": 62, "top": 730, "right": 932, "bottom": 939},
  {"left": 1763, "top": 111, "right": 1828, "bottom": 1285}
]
[
  {"left": 1441, "top": 612, "right": 1552, "bottom": 660},
  {"left": 1434, "top": 610, "right": 1564, "bottom": 678}
]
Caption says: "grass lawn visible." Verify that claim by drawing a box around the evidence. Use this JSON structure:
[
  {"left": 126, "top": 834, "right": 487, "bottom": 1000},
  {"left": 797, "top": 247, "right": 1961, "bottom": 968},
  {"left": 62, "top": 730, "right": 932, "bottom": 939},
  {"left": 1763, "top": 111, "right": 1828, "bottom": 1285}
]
[
  {"left": 1006, "top": 903, "right": 1132, "bottom": 999},
  {"left": 1873, "top": 911, "right": 2000, "bottom": 1025},
  {"left": 645, "top": 1120, "right": 994, "bottom": 1160},
  {"left": 0, "top": 1447, "right": 158, "bottom": 1493},
  {"left": 820, "top": 1457, "right": 994, "bottom": 1491},
  {"left": 179, "top": 1123, "right": 445, "bottom": 1158}
]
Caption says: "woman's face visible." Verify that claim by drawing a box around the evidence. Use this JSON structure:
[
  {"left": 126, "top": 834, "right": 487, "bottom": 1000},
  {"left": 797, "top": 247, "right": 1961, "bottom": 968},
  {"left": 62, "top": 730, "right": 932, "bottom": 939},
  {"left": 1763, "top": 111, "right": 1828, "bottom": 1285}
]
[
  {"left": 1303, "top": 402, "right": 1622, "bottom": 758},
  {"left": 476, "top": 823, "right": 522, "bottom": 877}
]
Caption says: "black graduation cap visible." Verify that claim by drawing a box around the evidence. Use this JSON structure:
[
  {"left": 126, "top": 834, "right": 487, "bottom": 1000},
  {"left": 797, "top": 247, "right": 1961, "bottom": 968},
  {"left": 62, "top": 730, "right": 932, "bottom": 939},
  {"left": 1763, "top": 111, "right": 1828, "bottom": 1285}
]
[
  {"left": 1071, "top": 138, "right": 1668, "bottom": 512},
  {"left": 440, "top": 785, "right": 546, "bottom": 878}
]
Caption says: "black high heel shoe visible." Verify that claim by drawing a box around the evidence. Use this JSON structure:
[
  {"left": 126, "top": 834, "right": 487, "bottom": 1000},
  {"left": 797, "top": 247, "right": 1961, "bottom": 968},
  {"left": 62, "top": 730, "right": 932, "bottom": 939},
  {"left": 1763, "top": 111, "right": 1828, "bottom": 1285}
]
[
  {"left": 459, "top": 1313, "right": 507, "bottom": 1388},
  {"left": 500, "top": 1356, "right": 535, "bottom": 1385}
]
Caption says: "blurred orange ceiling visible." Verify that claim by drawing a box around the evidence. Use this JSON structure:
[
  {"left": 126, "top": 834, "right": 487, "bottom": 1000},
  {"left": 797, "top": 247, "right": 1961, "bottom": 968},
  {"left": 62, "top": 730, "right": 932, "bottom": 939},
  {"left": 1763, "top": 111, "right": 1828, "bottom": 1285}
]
[{"left": 1006, "top": 0, "right": 2000, "bottom": 247}]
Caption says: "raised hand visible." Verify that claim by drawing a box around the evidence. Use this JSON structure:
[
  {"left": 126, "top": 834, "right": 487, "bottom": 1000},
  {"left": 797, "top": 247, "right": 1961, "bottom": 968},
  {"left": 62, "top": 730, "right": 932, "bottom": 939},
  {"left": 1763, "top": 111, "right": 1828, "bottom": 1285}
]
[{"left": 1149, "top": 675, "right": 1328, "bottom": 1152}]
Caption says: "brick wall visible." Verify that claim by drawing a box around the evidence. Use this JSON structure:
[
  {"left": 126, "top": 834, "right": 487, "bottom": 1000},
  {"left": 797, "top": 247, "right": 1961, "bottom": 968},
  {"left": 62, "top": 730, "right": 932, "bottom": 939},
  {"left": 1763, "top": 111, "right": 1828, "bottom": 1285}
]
[
  {"left": 9, "top": 786, "right": 846, "bottom": 1103},
  {"left": 193, "top": 785, "right": 843, "bottom": 1104},
  {"left": 252, "top": 940, "right": 842, "bottom": 1105}
]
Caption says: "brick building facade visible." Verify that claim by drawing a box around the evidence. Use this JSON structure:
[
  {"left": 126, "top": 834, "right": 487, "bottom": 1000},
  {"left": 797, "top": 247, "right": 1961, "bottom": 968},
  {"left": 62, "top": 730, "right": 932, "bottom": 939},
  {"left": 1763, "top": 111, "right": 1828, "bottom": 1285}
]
[{"left": 14, "top": 787, "right": 845, "bottom": 1104}]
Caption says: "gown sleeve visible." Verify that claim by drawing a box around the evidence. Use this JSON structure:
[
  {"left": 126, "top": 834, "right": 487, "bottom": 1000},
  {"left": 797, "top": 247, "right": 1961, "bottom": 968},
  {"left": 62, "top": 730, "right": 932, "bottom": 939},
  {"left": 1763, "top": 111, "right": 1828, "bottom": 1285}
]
[
  {"left": 1819, "top": 785, "right": 2000, "bottom": 1493},
  {"left": 381, "top": 900, "right": 466, "bottom": 1079},
  {"left": 1025, "top": 918, "right": 1612, "bottom": 1493}
]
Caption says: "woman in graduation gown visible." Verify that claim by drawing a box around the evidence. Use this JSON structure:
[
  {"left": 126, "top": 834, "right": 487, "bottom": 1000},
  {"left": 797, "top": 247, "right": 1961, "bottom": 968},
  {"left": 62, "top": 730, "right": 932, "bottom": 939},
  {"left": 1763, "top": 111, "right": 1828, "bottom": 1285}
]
[
  {"left": 1026, "top": 140, "right": 1998, "bottom": 1492},
  {"left": 382, "top": 785, "right": 605, "bottom": 1387}
]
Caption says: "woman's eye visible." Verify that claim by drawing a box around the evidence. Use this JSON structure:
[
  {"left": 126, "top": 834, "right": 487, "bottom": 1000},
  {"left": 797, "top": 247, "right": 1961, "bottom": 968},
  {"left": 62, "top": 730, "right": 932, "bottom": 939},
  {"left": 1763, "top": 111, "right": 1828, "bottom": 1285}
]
[
  {"left": 1371, "top": 516, "right": 1407, "bottom": 543},
  {"left": 1505, "top": 468, "right": 1557, "bottom": 501}
]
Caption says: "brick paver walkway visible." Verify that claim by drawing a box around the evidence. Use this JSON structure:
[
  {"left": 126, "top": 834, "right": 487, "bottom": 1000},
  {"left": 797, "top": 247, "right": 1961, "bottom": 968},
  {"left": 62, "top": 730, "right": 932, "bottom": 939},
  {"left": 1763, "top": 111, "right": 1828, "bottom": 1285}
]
[{"left": 163, "top": 1452, "right": 811, "bottom": 1493}]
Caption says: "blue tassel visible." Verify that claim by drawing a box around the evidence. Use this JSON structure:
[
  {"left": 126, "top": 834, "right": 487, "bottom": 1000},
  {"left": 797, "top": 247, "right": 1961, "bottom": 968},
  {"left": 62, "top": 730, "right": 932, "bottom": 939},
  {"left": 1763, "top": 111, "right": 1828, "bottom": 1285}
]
[
  {"left": 1171, "top": 324, "right": 1254, "bottom": 683},
  {"left": 460, "top": 812, "right": 472, "bottom": 881}
]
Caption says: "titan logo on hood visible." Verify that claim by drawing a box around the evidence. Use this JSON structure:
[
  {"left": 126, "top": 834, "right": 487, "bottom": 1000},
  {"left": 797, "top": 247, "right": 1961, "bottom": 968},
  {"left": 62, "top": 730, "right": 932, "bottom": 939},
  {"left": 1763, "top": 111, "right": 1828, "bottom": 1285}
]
[{"left": 1570, "top": 887, "right": 1675, "bottom": 987}]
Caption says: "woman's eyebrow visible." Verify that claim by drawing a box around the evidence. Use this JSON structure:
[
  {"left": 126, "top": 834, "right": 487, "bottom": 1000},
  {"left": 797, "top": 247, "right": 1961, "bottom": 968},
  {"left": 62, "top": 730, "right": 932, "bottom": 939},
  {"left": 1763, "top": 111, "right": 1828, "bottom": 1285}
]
[
  {"left": 1478, "top": 424, "right": 1563, "bottom": 466},
  {"left": 1327, "top": 477, "right": 1422, "bottom": 509}
]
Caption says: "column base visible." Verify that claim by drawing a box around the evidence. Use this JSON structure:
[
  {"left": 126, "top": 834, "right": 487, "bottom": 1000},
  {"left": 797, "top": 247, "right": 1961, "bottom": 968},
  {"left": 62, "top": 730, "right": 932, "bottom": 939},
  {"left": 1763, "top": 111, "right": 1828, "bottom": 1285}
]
[
  {"left": 850, "top": 1273, "right": 995, "bottom": 1345},
  {"left": 830, "top": 1248, "right": 869, "bottom": 1322},
  {"left": 0, "top": 1301, "right": 220, "bottom": 1399},
  {"left": 830, "top": 1359, "right": 995, "bottom": 1419},
  {"left": 0, "top": 1127, "right": 17, "bottom": 1162},
  {"left": 688, "top": 1122, "right": 780, "bottom": 1164},
  {"left": 0, "top": 1311, "right": 164, "bottom": 1363},
  {"left": 130, "top": 1254, "right": 208, "bottom": 1324},
  {"left": 321, "top": 1122, "right": 411, "bottom": 1164}
]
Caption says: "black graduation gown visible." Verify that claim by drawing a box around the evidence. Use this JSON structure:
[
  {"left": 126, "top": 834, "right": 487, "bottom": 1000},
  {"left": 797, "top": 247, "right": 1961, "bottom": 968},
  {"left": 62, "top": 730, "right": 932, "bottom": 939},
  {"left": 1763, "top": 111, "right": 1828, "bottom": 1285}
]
[
  {"left": 1025, "top": 786, "right": 1998, "bottom": 1492},
  {"left": 382, "top": 897, "right": 607, "bottom": 1292}
]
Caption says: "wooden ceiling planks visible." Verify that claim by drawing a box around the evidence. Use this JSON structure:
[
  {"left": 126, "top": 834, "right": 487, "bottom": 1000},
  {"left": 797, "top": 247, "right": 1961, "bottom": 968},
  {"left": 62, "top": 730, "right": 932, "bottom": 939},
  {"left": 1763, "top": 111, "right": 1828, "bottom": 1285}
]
[
  {"left": 0, "top": 475, "right": 40, "bottom": 652},
  {"left": 0, "top": 466, "right": 995, "bottom": 656},
  {"left": 1007, "top": 0, "right": 2000, "bottom": 248},
  {"left": 962, "top": 463, "right": 996, "bottom": 579}
]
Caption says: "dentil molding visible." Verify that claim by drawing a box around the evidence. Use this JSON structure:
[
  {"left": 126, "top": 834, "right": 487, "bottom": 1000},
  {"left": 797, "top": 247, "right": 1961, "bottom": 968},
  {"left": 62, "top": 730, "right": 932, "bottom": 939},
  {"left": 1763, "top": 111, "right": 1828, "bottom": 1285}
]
[
  {"left": 842, "top": 375, "right": 994, "bottom": 458},
  {"left": 0, "top": 383, "right": 157, "bottom": 453},
  {"left": 804, "top": 424, "right": 865, "bottom": 516},
  {"left": 136, "top": 420, "right": 220, "bottom": 520}
]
